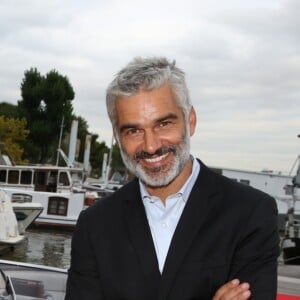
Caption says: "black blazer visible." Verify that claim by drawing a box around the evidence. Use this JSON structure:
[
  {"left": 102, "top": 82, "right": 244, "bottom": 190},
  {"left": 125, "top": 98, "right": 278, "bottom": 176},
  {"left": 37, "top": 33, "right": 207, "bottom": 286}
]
[{"left": 65, "top": 160, "right": 279, "bottom": 300}]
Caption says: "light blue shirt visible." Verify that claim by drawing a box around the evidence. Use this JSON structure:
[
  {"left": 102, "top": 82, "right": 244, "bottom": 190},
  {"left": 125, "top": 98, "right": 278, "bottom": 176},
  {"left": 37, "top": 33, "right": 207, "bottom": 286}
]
[{"left": 139, "top": 157, "right": 200, "bottom": 273}]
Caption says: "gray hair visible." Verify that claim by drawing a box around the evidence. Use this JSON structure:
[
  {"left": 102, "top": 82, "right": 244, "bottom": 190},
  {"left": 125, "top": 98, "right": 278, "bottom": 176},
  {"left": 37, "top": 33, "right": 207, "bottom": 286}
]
[{"left": 106, "top": 57, "right": 192, "bottom": 129}]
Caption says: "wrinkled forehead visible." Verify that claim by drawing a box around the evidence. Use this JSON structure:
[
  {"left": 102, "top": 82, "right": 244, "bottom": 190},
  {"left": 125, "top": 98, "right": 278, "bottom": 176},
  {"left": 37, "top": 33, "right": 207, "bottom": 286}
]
[{"left": 114, "top": 85, "right": 184, "bottom": 126}]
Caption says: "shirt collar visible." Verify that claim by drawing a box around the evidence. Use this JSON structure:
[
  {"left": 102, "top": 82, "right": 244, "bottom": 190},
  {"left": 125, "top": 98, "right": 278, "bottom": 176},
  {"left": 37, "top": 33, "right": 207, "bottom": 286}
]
[{"left": 139, "top": 156, "right": 200, "bottom": 203}]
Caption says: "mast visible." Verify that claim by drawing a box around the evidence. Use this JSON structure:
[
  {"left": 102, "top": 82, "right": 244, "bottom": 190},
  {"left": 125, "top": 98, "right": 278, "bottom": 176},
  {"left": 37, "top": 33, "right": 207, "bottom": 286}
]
[{"left": 56, "top": 116, "right": 65, "bottom": 166}]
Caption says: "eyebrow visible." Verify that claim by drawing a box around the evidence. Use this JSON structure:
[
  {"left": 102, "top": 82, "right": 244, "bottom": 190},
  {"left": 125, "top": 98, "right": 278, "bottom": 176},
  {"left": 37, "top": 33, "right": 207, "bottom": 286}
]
[
  {"left": 154, "top": 113, "right": 178, "bottom": 124},
  {"left": 119, "top": 113, "right": 179, "bottom": 133}
]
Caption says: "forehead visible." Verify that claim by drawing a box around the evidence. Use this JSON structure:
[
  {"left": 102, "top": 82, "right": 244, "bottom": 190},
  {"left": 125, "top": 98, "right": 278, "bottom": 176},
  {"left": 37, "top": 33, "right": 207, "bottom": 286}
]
[{"left": 115, "top": 85, "right": 183, "bottom": 124}]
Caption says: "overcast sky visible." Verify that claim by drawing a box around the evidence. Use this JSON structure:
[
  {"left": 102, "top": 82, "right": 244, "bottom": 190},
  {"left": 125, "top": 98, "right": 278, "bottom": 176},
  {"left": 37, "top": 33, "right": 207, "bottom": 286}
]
[{"left": 0, "top": 0, "right": 299, "bottom": 174}]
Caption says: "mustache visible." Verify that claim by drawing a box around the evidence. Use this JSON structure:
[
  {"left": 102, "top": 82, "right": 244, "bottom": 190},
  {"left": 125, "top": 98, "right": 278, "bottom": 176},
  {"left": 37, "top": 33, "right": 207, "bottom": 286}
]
[{"left": 134, "top": 146, "right": 176, "bottom": 161}]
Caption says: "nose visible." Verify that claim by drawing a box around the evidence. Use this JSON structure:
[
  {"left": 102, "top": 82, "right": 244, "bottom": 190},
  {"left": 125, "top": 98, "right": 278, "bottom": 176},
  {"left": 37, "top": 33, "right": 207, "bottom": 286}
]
[{"left": 142, "top": 130, "right": 161, "bottom": 154}]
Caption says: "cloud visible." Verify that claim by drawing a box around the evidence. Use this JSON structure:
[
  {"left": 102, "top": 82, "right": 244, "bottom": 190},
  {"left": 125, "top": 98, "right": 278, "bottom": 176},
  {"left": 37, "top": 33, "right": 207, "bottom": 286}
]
[{"left": 0, "top": 0, "right": 299, "bottom": 173}]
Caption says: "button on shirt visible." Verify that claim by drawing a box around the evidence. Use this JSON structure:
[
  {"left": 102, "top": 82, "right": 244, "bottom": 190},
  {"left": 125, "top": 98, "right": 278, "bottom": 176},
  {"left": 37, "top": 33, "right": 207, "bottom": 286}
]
[{"left": 139, "top": 157, "right": 200, "bottom": 273}]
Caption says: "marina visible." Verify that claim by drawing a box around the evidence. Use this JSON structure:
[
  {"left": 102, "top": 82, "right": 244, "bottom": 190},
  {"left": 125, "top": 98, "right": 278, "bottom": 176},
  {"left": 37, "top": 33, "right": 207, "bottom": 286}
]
[
  {"left": 0, "top": 123, "right": 299, "bottom": 298},
  {"left": 0, "top": 229, "right": 299, "bottom": 298}
]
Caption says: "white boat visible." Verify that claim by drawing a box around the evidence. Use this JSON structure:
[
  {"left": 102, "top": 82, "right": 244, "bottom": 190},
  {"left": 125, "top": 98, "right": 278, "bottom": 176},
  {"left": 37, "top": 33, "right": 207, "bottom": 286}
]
[
  {"left": 12, "top": 202, "right": 43, "bottom": 235},
  {"left": 0, "top": 163, "right": 88, "bottom": 229},
  {"left": 0, "top": 259, "right": 67, "bottom": 300},
  {"left": 0, "top": 190, "right": 25, "bottom": 254}
]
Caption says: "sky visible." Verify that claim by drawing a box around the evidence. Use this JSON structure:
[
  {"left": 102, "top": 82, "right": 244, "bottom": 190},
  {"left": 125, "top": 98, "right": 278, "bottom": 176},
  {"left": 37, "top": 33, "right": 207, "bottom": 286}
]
[{"left": 0, "top": 0, "right": 299, "bottom": 174}]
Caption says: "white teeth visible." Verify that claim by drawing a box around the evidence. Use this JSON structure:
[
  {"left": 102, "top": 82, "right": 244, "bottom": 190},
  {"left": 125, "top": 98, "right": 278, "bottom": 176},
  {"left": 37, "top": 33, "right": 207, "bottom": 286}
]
[{"left": 144, "top": 152, "right": 168, "bottom": 163}]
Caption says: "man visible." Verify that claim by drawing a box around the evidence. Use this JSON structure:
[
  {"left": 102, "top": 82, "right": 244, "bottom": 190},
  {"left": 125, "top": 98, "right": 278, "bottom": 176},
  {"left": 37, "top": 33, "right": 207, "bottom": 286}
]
[{"left": 65, "top": 57, "right": 279, "bottom": 299}]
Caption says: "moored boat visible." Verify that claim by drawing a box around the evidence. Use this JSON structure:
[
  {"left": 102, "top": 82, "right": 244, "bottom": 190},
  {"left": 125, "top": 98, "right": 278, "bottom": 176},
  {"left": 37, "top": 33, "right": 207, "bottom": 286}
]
[
  {"left": 0, "top": 190, "right": 25, "bottom": 255},
  {"left": 0, "top": 162, "right": 88, "bottom": 229},
  {"left": 12, "top": 202, "right": 43, "bottom": 234}
]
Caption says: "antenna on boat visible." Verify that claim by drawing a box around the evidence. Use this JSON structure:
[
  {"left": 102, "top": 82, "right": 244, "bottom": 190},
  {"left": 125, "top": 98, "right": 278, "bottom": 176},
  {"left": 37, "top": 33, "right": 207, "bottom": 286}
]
[{"left": 56, "top": 116, "right": 65, "bottom": 166}]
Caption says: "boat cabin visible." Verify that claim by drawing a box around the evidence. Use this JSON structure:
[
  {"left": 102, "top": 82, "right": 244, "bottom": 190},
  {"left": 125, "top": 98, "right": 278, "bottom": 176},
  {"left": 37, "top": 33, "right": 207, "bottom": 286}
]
[{"left": 0, "top": 165, "right": 83, "bottom": 195}]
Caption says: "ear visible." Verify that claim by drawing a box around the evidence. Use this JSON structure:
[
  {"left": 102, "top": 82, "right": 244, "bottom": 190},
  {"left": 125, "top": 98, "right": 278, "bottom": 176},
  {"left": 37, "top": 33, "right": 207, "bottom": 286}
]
[{"left": 188, "top": 106, "right": 197, "bottom": 136}]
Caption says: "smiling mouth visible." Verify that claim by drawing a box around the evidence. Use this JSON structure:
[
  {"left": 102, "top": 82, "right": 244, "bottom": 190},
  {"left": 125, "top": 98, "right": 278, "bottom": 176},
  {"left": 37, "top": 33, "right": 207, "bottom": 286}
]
[
  {"left": 144, "top": 152, "right": 169, "bottom": 163},
  {"left": 134, "top": 146, "right": 176, "bottom": 163}
]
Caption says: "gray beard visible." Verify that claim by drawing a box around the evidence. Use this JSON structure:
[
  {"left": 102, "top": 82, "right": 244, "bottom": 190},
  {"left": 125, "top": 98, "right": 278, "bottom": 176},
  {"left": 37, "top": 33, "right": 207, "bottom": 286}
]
[{"left": 119, "top": 134, "right": 191, "bottom": 187}]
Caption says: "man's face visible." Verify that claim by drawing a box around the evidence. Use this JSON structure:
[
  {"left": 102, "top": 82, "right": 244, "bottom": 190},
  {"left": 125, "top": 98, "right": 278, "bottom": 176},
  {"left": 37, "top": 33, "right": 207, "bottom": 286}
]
[{"left": 115, "top": 84, "right": 196, "bottom": 187}]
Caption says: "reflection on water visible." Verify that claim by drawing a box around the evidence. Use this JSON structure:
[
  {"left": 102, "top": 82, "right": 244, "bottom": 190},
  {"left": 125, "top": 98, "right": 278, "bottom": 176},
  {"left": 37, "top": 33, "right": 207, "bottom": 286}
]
[{"left": 1, "top": 228, "right": 73, "bottom": 269}]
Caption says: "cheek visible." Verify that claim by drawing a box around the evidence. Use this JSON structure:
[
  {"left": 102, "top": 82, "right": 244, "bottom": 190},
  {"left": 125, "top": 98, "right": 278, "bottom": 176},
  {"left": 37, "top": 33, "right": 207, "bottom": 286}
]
[
  {"left": 120, "top": 139, "right": 141, "bottom": 157},
  {"left": 159, "top": 130, "right": 185, "bottom": 145}
]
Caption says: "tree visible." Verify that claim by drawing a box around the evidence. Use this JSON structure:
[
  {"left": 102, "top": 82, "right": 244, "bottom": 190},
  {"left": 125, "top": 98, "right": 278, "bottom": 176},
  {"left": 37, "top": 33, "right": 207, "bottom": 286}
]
[
  {"left": 111, "top": 142, "right": 124, "bottom": 171},
  {"left": 88, "top": 134, "right": 110, "bottom": 178},
  {"left": 0, "top": 116, "right": 29, "bottom": 164},
  {"left": 18, "top": 68, "right": 75, "bottom": 163},
  {"left": 0, "top": 102, "right": 19, "bottom": 118}
]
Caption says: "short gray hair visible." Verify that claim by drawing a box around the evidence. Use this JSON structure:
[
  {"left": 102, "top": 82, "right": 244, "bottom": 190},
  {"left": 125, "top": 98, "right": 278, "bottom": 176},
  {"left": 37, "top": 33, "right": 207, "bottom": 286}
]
[{"left": 106, "top": 57, "right": 192, "bottom": 129}]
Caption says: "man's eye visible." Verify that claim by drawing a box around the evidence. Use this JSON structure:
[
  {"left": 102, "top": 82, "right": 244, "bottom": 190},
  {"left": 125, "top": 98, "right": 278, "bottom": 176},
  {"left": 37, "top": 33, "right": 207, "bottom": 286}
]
[
  {"left": 126, "top": 129, "right": 140, "bottom": 136},
  {"left": 159, "top": 121, "right": 171, "bottom": 127}
]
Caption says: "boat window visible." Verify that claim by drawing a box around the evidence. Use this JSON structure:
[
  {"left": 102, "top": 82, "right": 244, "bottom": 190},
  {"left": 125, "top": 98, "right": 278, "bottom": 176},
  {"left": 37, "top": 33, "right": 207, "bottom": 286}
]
[
  {"left": 48, "top": 172, "right": 57, "bottom": 184},
  {"left": 34, "top": 171, "right": 48, "bottom": 191},
  {"left": 47, "top": 171, "right": 58, "bottom": 192},
  {"left": 20, "top": 170, "right": 32, "bottom": 185},
  {"left": 48, "top": 197, "right": 68, "bottom": 216},
  {"left": 8, "top": 170, "right": 19, "bottom": 184},
  {"left": 58, "top": 172, "right": 70, "bottom": 186},
  {"left": 0, "top": 169, "right": 7, "bottom": 182},
  {"left": 35, "top": 172, "right": 46, "bottom": 185},
  {"left": 11, "top": 193, "right": 32, "bottom": 203}
]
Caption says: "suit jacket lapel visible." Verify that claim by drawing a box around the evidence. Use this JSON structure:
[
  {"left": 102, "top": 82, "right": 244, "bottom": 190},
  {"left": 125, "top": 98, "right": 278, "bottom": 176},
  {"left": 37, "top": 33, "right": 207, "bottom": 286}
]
[
  {"left": 123, "top": 179, "right": 161, "bottom": 285},
  {"left": 159, "top": 161, "right": 222, "bottom": 299}
]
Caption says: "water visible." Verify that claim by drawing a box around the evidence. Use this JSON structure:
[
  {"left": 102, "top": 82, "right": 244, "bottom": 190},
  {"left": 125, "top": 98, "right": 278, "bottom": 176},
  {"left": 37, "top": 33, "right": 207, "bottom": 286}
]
[
  {"left": 1, "top": 228, "right": 73, "bottom": 269},
  {"left": 1, "top": 229, "right": 300, "bottom": 296}
]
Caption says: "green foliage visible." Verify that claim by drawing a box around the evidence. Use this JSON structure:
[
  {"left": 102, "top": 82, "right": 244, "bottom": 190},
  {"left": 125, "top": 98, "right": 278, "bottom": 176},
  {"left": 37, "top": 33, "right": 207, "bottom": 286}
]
[
  {"left": 0, "top": 67, "right": 126, "bottom": 177},
  {"left": 0, "top": 116, "right": 29, "bottom": 164},
  {"left": 0, "top": 102, "right": 19, "bottom": 118},
  {"left": 18, "top": 68, "right": 75, "bottom": 163},
  {"left": 111, "top": 142, "right": 124, "bottom": 169},
  {"left": 88, "top": 134, "right": 110, "bottom": 178}
]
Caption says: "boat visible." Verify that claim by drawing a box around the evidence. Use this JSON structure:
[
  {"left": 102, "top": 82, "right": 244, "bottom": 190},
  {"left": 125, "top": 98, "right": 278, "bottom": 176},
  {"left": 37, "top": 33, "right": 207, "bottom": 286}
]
[
  {"left": 280, "top": 148, "right": 300, "bottom": 265},
  {"left": 0, "top": 259, "right": 67, "bottom": 299},
  {"left": 0, "top": 190, "right": 25, "bottom": 255},
  {"left": 12, "top": 202, "right": 43, "bottom": 235},
  {"left": 0, "top": 120, "right": 106, "bottom": 230},
  {"left": 0, "top": 161, "right": 88, "bottom": 229}
]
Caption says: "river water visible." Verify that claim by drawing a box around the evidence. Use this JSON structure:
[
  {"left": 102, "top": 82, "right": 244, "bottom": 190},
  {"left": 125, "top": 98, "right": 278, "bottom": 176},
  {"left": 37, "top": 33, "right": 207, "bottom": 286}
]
[{"left": 1, "top": 228, "right": 73, "bottom": 269}]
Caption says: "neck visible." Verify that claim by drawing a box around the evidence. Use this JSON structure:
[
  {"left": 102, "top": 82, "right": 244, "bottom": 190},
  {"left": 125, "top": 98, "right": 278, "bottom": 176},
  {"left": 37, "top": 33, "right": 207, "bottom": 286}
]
[{"left": 145, "top": 158, "right": 193, "bottom": 204}]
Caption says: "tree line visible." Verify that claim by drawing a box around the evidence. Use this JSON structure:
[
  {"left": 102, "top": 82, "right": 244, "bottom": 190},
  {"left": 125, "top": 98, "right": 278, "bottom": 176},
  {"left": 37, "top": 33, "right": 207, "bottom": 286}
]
[{"left": 0, "top": 68, "right": 124, "bottom": 179}]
